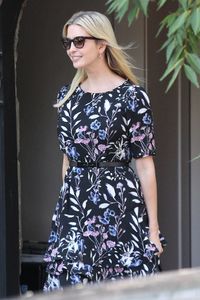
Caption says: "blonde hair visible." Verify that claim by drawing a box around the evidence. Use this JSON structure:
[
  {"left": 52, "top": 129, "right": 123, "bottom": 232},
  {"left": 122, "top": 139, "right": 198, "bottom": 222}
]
[{"left": 55, "top": 11, "right": 138, "bottom": 107}]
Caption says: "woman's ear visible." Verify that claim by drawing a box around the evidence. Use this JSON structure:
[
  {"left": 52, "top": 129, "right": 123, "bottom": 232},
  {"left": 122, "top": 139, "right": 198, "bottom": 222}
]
[{"left": 98, "top": 41, "right": 107, "bottom": 56}]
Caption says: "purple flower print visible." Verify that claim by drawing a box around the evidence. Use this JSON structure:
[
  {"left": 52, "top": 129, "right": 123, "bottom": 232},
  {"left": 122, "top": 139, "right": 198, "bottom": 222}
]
[
  {"left": 74, "top": 138, "right": 90, "bottom": 144},
  {"left": 85, "top": 216, "right": 96, "bottom": 225},
  {"left": 90, "top": 120, "right": 101, "bottom": 130},
  {"left": 98, "top": 144, "right": 107, "bottom": 152},
  {"left": 83, "top": 224, "right": 99, "bottom": 237},
  {"left": 79, "top": 125, "right": 88, "bottom": 132},
  {"left": 106, "top": 240, "right": 116, "bottom": 248},
  {"left": 57, "top": 261, "right": 65, "bottom": 273}
]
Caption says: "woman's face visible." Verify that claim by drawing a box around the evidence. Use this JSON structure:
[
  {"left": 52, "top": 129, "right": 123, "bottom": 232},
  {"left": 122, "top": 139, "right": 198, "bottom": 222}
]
[{"left": 66, "top": 24, "right": 103, "bottom": 70}]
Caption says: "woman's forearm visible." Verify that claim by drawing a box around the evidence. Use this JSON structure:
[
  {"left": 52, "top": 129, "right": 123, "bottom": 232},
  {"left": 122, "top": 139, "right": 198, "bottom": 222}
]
[
  {"left": 62, "top": 154, "right": 69, "bottom": 182},
  {"left": 135, "top": 156, "right": 159, "bottom": 233}
]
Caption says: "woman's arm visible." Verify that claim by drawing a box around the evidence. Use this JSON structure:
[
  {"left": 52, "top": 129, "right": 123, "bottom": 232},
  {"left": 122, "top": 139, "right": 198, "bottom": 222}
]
[
  {"left": 135, "top": 156, "right": 163, "bottom": 255},
  {"left": 62, "top": 154, "right": 69, "bottom": 182}
]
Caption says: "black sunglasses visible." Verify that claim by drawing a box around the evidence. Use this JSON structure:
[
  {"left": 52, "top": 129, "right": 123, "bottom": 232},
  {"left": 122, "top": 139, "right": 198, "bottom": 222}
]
[{"left": 61, "top": 36, "right": 101, "bottom": 50}]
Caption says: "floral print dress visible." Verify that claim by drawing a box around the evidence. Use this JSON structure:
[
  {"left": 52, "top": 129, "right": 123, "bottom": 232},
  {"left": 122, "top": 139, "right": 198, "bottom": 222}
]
[{"left": 43, "top": 79, "right": 166, "bottom": 291}]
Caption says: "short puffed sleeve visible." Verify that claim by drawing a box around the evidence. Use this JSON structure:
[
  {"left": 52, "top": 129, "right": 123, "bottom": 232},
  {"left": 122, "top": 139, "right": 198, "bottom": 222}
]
[{"left": 126, "top": 85, "right": 156, "bottom": 159}]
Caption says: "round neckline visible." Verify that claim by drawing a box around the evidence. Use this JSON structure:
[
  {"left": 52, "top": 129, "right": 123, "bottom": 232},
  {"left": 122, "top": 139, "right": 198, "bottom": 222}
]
[{"left": 78, "top": 79, "right": 129, "bottom": 95}]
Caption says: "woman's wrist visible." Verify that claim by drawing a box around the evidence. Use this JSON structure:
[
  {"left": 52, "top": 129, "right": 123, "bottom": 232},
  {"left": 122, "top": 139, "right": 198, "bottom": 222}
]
[{"left": 149, "top": 224, "right": 159, "bottom": 234}]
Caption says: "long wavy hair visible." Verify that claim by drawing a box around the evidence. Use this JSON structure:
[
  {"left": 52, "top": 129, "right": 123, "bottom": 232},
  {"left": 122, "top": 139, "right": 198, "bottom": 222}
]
[{"left": 55, "top": 11, "right": 138, "bottom": 107}]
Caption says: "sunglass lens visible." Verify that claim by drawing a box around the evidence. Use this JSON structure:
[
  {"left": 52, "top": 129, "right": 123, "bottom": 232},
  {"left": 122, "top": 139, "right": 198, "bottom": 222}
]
[
  {"left": 74, "top": 37, "right": 85, "bottom": 48},
  {"left": 62, "top": 39, "right": 71, "bottom": 50}
]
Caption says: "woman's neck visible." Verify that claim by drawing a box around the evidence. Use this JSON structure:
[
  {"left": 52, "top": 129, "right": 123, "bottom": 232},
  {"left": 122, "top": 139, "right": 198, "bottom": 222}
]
[{"left": 81, "top": 61, "right": 125, "bottom": 93}]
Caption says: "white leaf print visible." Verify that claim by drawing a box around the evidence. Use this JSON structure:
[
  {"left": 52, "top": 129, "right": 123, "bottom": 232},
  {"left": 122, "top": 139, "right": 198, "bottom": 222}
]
[
  {"left": 70, "top": 198, "right": 78, "bottom": 205},
  {"left": 87, "top": 209, "right": 92, "bottom": 216},
  {"left": 71, "top": 205, "right": 79, "bottom": 212},
  {"left": 121, "top": 125, "right": 126, "bottom": 131},
  {"left": 64, "top": 214, "right": 74, "bottom": 218},
  {"left": 144, "top": 264, "right": 149, "bottom": 271},
  {"left": 99, "top": 203, "right": 109, "bottom": 209},
  {"left": 104, "top": 99, "right": 111, "bottom": 112},
  {"left": 66, "top": 101, "right": 71, "bottom": 110},
  {"left": 89, "top": 115, "right": 99, "bottom": 119},
  {"left": 106, "top": 183, "right": 116, "bottom": 198},
  {"left": 70, "top": 186, "right": 75, "bottom": 196},
  {"left": 74, "top": 112, "right": 81, "bottom": 120},
  {"left": 131, "top": 214, "right": 138, "bottom": 225},
  {"left": 61, "top": 132, "right": 68, "bottom": 137},
  {"left": 70, "top": 227, "right": 78, "bottom": 230},
  {"left": 76, "top": 190, "right": 80, "bottom": 198},
  {"left": 130, "top": 191, "right": 138, "bottom": 197},
  {"left": 126, "top": 179, "right": 135, "bottom": 189},
  {"left": 141, "top": 90, "right": 150, "bottom": 104},
  {"left": 132, "top": 199, "right": 141, "bottom": 204},
  {"left": 130, "top": 222, "right": 137, "bottom": 232},
  {"left": 132, "top": 240, "right": 139, "bottom": 248},
  {"left": 72, "top": 104, "right": 78, "bottom": 111},
  {"left": 132, "top": 234, "right": 139, "bottom": 242},
  {"left": 82, "top": 200, "right": 87, "bottom": 209},
  {"left": 68, "top": 222, "right": 77, "bottom": 226},
  {"left": 61, "top": 117, "right": 68, "bottom": 122},
  {"left": 63, "top": 110, "right": 69, "bottom": 117},
  {"left": 74, "top": 120, "right": 81, "bottom": 126},
  {"left": 138, "top": 108, "right": 147, "bottom": 114},
  {"left": 122, "top": 116, "right": 128, "bottom": 125},
  {"left": 134, "top": 207, "right": 139, "bottom": 216},
  {"left": 61, "top": 126, "right": 67, "bottom": 131},
  {"left": 103, "top": 194, "right": 108, "bottom": 201}
]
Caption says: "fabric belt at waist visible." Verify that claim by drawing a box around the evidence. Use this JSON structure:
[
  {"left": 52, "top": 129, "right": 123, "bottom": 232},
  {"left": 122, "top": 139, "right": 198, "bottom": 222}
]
[{"left": 69, "top": 161, "right": 130, "bottom": 168}]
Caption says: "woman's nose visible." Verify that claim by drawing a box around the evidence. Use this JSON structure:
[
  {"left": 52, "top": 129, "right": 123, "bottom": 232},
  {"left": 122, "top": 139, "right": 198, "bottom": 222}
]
[{"left": 68, "top": 42, "right": 77, "bottom": 52}]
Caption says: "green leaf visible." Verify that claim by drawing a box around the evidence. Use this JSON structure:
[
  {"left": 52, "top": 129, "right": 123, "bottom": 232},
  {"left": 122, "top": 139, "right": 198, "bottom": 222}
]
[
  {"left": 160, "top": 58, "right": 183, "bottom": 81},
  {"left": 176, "top": 30, "right": 184, "bottom": 46},
  {"left": 115, "top": 0, "right": 129, "bottom": 22},
  {"left": 190, "top": 7, "right": 200, "bottom": 35},
  {"left": 161, "top": 13, "right": 177, "bottom": 28},
  {"left": 178, "top": 0, "right": 188, "bottom": 10},
  {"left": 168, "top": 11, "right": 189, "bottom": 36},
  {"left": 166, "top": 39, "right": 176, "bottom": 62},
  {"left": 159, "top": 36, "right": 173, "bottom": 51},
  {"left": 106, "top": 0, "right": 119, "bottom": 14},
  {"left": 137, "top": 0, "right": 149, "bottom": 16},
  {"left": 191, "top": 154, "right": 200, "bottom": 162},
  {"left": 188, "top": 31, "right": 199, "bottom": 53},
  {"left": 167, "top": 47, "right": 184, "bottom": 69},
  {"left": 184, "top": 64, "right": 200, "bottom": 88},
  {"left": 186, "top": 53, "right": 200, "bottom": 74},
  {"left": 157, "top": 0, "right": 167, "bottom": 10},
  {"left": 127, "top": 6, "right": 139, "bottom": 26},
  {"left": 165, "top": 64, "right": 182, "bottom": 92}
]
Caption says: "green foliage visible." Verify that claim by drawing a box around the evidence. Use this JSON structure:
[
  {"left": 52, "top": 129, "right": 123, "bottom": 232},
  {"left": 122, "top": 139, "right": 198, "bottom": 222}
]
[{"left": 106, "top": 0, "right": 200, "bottom": 92}]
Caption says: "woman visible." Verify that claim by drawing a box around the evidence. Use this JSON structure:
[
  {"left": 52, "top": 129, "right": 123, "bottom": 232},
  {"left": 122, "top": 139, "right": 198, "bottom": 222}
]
[{"left": 43, "top": 10, "right": 166, "bottom": 291}]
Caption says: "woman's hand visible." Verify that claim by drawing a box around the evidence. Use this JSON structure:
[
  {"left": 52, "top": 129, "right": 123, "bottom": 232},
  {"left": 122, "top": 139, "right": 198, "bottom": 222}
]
[{"left": 149, "top": 230, "right": 163, "bottom": 256}]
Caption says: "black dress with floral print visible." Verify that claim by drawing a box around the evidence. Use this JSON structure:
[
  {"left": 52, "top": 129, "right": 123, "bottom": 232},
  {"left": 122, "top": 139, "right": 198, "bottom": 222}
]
[{"left": 43, "top": 80, "right": 166, "bottom": 291}]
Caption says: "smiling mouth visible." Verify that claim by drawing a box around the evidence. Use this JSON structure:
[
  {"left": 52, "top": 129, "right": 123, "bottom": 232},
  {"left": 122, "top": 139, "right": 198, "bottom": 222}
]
[{"left": 70, "top": 56, "right": 82, "bottom": 62}]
